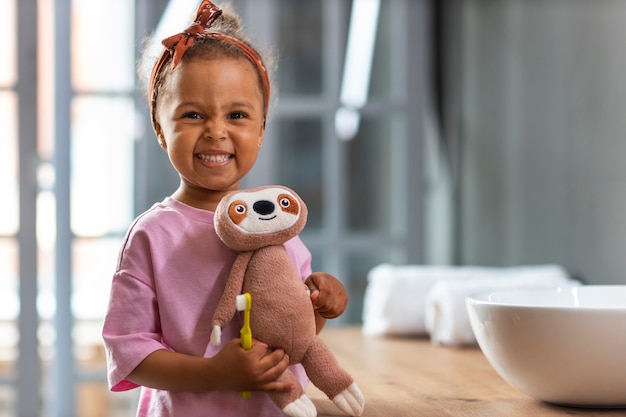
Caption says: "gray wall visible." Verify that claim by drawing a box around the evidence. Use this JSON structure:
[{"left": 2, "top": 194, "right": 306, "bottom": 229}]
[{"left": 442, "top": 0, "right": 626, "bottom": 283}]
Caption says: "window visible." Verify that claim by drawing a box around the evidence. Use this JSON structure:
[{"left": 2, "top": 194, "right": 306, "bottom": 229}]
[
  {"left": 245, "top": 0, "right": 426, "bottom": 323},
  {"left": 4, "top": 0, "right": 139, "bottom": 415}
]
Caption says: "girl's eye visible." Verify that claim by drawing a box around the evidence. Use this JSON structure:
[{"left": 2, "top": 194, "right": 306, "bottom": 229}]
[
  {"left": 182, "top": 112, "right": 202, "bottom": 119},
  {"left": 229, "top": 111, "right": 247, "bottom": 120}
]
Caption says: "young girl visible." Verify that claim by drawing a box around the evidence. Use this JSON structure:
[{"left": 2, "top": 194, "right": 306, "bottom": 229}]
[{"left": 102, "top": 1, "right": 349, "bottom": 416}]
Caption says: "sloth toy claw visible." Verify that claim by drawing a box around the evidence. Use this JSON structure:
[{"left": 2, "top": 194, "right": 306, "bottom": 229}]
[{"left": 210, "top": 185, "right": 365, "bottom": 417}]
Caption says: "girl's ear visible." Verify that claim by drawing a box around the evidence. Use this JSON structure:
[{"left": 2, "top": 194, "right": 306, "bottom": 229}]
[
  {"left": 258, "top": 119, "right": 266, "bottom": 149},
  {"left": 158, "top": 136, "right": 167, "bottom": 150},
  {"left": 155, "top": 123, "right": 167, "bottom": 150}
]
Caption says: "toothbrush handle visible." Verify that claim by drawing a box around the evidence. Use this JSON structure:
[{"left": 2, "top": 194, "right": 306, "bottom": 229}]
[
  {"left": 240, "top": 293, "right": 252, "bottom": 399},
  {"left": 241, "top": 317, "right": 252, "bottom": 350}
]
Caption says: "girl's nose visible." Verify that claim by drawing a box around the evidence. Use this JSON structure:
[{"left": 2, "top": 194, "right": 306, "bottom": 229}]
[{"left": 204, "top": 118, "right": 226, "bottom": 140}]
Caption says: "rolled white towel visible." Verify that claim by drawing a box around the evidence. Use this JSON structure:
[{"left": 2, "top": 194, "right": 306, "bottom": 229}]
[
  {"left": 424, "top": 265, "right": 580, "bottom": 346},
  {"left": 362, "top": 263, "right": 439, "bottom": 336},
  {"left": 362, "top": 263, "right": 533, "bottom": 336}
]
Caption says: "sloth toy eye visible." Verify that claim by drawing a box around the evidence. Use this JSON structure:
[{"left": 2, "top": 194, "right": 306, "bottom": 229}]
[
  {"left": 228, "top": 200, "right": 249, "bottom": 225},
  {"left": 277, "top": 193, "right": 299, "bottom": 215}
]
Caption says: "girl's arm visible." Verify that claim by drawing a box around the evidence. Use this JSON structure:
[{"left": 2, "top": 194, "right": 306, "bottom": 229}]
[{"left": 126, "top": 338, "right": 293, "bottom": 393}]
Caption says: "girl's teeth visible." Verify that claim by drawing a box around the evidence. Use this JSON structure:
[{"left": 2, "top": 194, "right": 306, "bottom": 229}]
[{"left": 197, "top": 154, "right": 230, "bottom": 162}]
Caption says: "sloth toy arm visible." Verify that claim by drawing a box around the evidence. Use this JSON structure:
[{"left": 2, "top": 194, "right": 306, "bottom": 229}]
[{"left": 210, "top": 250, "right": 253, "bottom": 347}]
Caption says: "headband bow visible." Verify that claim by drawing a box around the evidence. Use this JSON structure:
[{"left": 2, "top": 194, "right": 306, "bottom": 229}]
[
  {"left": 149, "top": 0, "right": 270, "bottom": 131},
  {"left": 161, "top": 1, "right": 223, "bottom": 68}
]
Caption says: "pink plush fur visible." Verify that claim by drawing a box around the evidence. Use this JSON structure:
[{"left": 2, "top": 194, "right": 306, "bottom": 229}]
[{"left": 210, "top": 185, "right": 364, "bottom": 417}]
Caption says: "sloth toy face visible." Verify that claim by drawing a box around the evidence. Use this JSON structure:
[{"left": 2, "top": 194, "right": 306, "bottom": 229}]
[{"left": 214, "top": 185, "right": 308, "bottom": 252}]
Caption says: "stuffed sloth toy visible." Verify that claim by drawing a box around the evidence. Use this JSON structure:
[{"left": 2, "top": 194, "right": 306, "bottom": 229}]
[{"left": 210, "top": 185, "right": 365, "bottom": 417}]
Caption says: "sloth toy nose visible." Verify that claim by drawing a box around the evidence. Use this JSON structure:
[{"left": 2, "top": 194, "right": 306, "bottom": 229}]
[{"left": 253, "top": 200, "right": 275, "bottom": 216}]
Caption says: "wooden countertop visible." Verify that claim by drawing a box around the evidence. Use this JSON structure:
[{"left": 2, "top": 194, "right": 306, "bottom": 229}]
[{"left": 307, "top": 327, "right": 626, "bottom": 417}]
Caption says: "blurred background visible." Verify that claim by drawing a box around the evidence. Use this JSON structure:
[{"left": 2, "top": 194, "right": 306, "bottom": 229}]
[{"left": 2, "top": 0, "right": 626, "bottom": 415}]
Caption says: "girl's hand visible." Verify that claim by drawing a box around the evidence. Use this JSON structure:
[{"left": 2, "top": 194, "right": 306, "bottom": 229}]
[
  {"left": 211, "top": 338, "right": 293, "bottom": 392},
  {"left": 305, "top": 272, "right": 348, "bottom": 319},
  {"left": 125, "top": 338, "right": 292, "bottom": 393}
]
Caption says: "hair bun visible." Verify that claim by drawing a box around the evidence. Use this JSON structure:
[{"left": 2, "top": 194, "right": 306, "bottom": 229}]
[{"left": 213, "top": 4, "right": 244, "bottom": 38}]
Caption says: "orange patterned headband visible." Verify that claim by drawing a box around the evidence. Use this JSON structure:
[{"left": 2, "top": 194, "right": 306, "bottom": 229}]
[{"left": 148, "top": 0, "right": 270, "bottom": 132}]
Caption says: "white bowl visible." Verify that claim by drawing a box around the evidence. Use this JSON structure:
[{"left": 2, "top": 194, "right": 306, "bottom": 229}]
[{"left": 466, "top": 285, "right": 626, "bottom": 407}]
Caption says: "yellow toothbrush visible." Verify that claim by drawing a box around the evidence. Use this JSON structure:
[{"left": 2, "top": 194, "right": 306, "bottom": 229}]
[{"left": 236, "top": 293, "right": 252, "bottom": 399}]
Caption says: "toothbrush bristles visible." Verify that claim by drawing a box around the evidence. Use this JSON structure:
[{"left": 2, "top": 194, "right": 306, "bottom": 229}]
[{"left": 236, "top": 294, "right": 249, "bottom": 311}]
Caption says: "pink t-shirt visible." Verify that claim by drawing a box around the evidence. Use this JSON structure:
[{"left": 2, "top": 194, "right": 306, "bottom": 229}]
[{"left": 102, "top": 197, "right": 312, "bottom": 416}]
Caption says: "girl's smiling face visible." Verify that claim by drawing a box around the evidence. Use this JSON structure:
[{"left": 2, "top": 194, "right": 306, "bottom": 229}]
[{"left": 155, "top": 56, "right": 266, "bottom": 210}]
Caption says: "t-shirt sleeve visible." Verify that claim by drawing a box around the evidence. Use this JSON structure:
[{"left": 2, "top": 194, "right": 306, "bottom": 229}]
[
  {"left": 102, "top": 270, "right": 167, "bottom": 391},
  {"left": 285, "top": 236, "right": 312, "bottom": 282}
]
